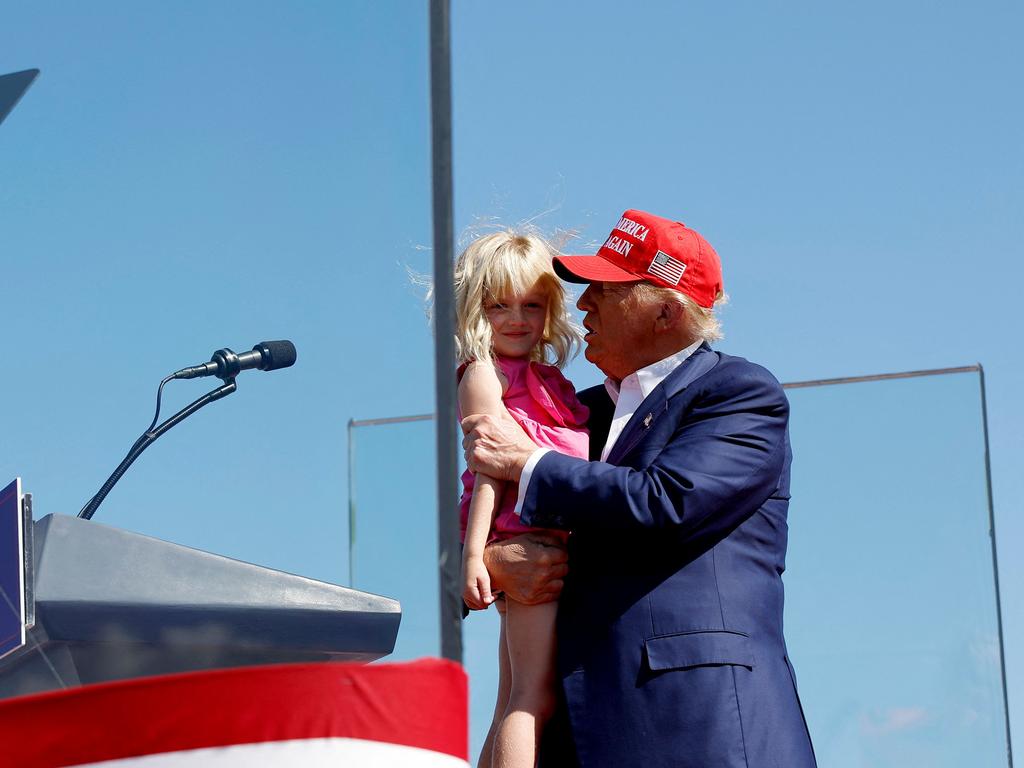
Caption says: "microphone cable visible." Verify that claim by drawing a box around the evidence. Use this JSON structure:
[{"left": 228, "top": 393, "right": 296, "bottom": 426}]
[{"left": 147, "top": 374, "right": 175, "bottom": 434}]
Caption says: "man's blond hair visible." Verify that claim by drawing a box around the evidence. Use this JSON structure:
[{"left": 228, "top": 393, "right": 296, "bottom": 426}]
[{"left": 634, "top": 282, "right": 728, "bottom": 343}]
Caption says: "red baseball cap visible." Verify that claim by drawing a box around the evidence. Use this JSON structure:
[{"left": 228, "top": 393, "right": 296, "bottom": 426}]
[{"left": 554, "top": 209, "right": 723, "bottom": 308}]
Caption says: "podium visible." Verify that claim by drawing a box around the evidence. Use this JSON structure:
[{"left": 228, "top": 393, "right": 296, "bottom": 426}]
[{"left": 0, "top": 514, "right": 400, "bottom": 699}]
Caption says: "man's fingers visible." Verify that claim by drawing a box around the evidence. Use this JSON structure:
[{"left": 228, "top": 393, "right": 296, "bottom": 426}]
[
  {"left": 536, "top": 550, "right": 569, "bottom": 572},
  {"left": 541, "top": 579, "right": 565, "bottom": 600},
  {"left": 460, "top": 414, "right": 482, "bottom": 433},
  {"left": 520, "top": 579, "right": 564, "bottom": 606},
  {"left": 460, "top": 413, "right": 493, "bottom": 437},
  {"left": 537, "top": 549, "right": 570, "bottom": 569},
  {"left": 528, "top": 532, "right": 570, "bottom": 554},
  {"left": 547, "top": 563, "right": 570, "bottom": 580},
  {"left": 479, "top": 578, "right": 494, "bottom": 605}
]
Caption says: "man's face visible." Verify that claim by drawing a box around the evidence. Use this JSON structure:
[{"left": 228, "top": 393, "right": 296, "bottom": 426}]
[{"left": 577, "top": 281, "right": 660, "bottom": 380}]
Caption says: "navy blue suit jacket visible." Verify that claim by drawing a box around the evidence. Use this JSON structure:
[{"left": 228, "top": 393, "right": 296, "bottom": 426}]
[{"left": 525, "top": 344, "right": 816, "bottom": 768}]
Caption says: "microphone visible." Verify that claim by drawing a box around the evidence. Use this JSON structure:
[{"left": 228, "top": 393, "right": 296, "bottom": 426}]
[{"left": 173, "top": 340, "right": 297, "bottom": 381}]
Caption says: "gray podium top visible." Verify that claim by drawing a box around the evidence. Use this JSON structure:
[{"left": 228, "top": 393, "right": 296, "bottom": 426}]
[{"left": 0, "top": 514, "right": 400, "bottom": 699}]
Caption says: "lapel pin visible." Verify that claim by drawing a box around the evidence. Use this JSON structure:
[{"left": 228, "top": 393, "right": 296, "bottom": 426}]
[{"left": 643, "top": 412, "right": 653, "bottom": 428}]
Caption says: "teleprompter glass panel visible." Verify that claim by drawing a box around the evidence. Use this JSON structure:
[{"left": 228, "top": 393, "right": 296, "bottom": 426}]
[
  {"left": 784, "top": 370, "right": 1008, "bottom": 767},
  {"left": 350, "top": 370, "right": 1009, "bottom": 764},
  {"left": 350, "top": 416, "right": 501, "bottom": 757},
  {"left": 350, "top": 418, "right": 441, "bottom": 661}
]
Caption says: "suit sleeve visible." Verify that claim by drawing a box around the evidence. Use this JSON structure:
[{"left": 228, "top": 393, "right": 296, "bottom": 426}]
[{"left": 520, "top": 367, "right": 789, "bottom": 537}]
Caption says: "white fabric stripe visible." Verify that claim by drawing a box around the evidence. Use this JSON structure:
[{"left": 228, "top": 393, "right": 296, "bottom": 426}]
[
  {"left": 648, "top": 260, "right": 684, "bottom": 285},
  {"left": 73, "top": 737, "right": 470, "bottom": 768}
]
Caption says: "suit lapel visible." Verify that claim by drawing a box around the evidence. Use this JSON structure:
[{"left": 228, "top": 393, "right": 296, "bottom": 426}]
[
  {"left": 579, "top": 385, "right": 615, "bottom": 462},
  {"left": 606, "top": 343, "right": 718, "bottom": 464}
]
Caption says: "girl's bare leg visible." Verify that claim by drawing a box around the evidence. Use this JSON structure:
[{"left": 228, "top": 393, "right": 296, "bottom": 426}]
[
  {"left": 477, "top": 601, "right": 511, "bottom": 768},
  {"left": 491, "top": 598, "right": 559, "bottom": 768}
]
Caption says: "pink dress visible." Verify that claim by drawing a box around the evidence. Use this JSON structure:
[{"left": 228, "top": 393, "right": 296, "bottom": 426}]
[{"left": 459, "top": 355, "right": 590, "bottom": 542}]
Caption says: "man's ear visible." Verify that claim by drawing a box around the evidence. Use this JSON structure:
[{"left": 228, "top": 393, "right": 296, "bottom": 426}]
[{"left": 654, "top": 300, "right": 686, "bottom": 334}]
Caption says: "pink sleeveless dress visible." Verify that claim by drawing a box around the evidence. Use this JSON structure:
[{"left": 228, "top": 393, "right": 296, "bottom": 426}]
[{"left": 459, "top": 355, "right": 589, "bottom": 542}]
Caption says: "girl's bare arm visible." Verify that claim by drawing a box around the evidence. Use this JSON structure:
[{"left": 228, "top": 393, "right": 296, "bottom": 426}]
[{"left": 459, "top": 361, "right": 509, "bottom": 609}]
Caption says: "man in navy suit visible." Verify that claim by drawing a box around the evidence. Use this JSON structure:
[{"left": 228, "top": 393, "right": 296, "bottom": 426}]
[{"left": 463, "top": 209, "right": 817, "bottom": 767}]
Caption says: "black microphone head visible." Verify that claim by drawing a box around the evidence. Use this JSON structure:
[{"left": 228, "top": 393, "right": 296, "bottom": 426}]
[{"left": 254, "top": 340, "right": 297, "bottom": 371}]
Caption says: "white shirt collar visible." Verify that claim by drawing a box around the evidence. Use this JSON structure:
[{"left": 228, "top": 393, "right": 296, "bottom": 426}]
[{"left": 603, "top": 339, "right": 704, "bottom": 405}]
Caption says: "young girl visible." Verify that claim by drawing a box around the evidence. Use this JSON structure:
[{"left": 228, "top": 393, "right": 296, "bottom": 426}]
[{"left": 455, "top": 229, "right": 588, "bottom": 768}]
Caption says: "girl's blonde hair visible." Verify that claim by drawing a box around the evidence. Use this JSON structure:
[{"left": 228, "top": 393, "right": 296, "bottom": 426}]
[{"left": 454, "top": 229, "right": 580, "bottom": 367}]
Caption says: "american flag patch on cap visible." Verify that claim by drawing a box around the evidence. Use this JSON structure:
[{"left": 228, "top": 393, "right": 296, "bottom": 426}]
[{"left": 648, "top": 251, "right": 686, "bottom": 285}]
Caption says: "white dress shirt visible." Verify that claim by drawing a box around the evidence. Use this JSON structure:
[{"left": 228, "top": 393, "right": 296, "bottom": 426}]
[{"left": 514, "top": 339, "right": 704, "bottom": 516}]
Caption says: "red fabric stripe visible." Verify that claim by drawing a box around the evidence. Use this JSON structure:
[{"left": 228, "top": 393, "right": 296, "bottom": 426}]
[{"left": 0, "top": 659, "right": 467, "bottom": 767}]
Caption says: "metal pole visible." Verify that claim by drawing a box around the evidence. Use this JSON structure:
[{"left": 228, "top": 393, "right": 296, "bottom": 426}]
[
  {"left": 782, "top": 364, "right": 979, "bottom": 390},
  {"left": 429, "top": 0, "right": 462, "bottom": 663},
  {"left": 347, "top": 419, "right": 356, "bottom": 588},
  {"left": 350, "top": 413, "right": 435, "bottom": 428},
  {"left": 978, "top": 366, "right": 1015, "bottom": 767}
]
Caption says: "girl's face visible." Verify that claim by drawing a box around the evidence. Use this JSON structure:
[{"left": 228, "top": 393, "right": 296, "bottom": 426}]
[{"left": 485, "top": 285, "right": 549, "bottom": 359}]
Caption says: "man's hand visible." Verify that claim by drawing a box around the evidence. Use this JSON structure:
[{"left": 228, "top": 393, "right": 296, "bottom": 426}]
[
  {"left": 461, "top": 413, "right": 537, "bottom": 482},
  {"left": 483, "top": 532, "right": 569, "bottom": 605}
]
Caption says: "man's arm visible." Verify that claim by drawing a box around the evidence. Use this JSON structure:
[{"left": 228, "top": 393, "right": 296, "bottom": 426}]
[{"left": 523, "top": 368, "right": 789, "bottom": 538}]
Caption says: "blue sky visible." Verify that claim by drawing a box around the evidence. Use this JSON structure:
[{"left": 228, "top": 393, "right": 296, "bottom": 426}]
[{"left": 2, "top": 2, "right": 1021, "bottom": 762}]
